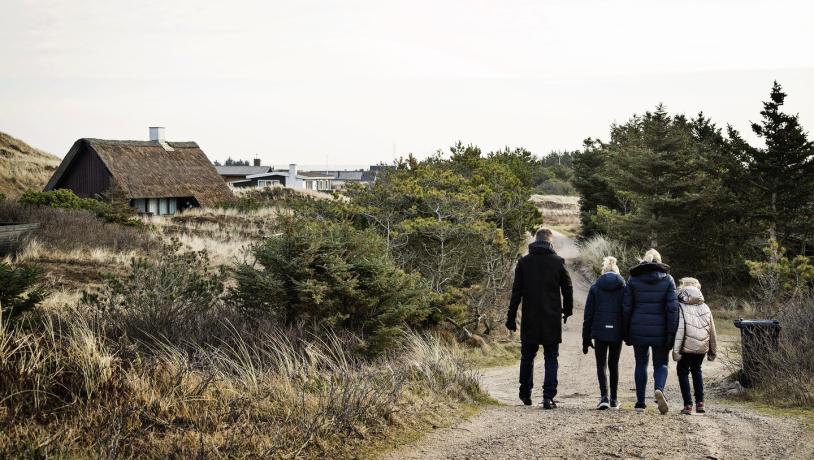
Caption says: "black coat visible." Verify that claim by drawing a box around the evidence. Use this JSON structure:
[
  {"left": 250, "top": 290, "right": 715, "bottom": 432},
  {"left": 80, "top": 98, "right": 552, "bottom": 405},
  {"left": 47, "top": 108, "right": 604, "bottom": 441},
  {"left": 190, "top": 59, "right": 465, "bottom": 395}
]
[
  {"left": 622, "top": 262, "right": 680, "bottom": 348},
  {"left": 582, "top": 272, "right": 625, "bottom": 344},
  {"left": 507, "top": 241, "right": 574, "bottom": 345}
]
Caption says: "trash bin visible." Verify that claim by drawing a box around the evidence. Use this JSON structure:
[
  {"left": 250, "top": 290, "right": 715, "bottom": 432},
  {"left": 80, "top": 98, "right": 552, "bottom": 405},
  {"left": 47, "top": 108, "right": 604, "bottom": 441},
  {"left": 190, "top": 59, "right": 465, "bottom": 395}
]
[{"left": 733, "top": 319, "right": 781, "bottom": 388}]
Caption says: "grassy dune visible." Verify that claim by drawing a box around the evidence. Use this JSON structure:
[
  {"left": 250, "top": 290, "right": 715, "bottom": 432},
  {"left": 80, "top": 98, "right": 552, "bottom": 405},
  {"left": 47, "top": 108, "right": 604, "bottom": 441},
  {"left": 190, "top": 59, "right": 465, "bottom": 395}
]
[{"left": 0, "top": 131, "right": 61, "bottom": 198}]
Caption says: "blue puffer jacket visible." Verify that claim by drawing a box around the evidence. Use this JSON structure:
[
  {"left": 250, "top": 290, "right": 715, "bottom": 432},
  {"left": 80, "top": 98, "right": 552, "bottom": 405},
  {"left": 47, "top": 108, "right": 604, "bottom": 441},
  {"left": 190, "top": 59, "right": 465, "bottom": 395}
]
[
  {"left": 622, "top": 262, "right": 679, "bottom": 348},
  {"left": 582, "top": 272, "right": 625, "bottom": 344}
]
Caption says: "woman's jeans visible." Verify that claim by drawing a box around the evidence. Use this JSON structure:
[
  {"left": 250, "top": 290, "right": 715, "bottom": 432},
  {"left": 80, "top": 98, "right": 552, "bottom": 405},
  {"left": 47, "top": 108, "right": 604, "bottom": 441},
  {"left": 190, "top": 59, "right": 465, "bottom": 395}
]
[
  {"left": 594, "top": 341, "right": 622, "bottom": 400},
  {"left": 676, "top": 353, "right": 705, "bottom": 405},
  {"left": 633, "top": 345, "right": 669, "bottom": 404}
]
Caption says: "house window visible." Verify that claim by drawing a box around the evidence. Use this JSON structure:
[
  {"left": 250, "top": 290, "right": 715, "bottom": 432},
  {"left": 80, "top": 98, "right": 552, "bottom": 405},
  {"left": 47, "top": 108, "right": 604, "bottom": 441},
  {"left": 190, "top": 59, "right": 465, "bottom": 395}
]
[
  {"left": 257, "top": 180, "right": 280, "bottom": 188},
  {"left": 159, "top": 198, "right": 169, "bottom": 215},
  {"left": 168, "top": 198, "right": 177, "bottom": 215},
  {"left": 148, "top": 198, "right": 159, "bottom": 215},
  {"left": 134, "top": 199, "right": 147, "bottom": 213}
]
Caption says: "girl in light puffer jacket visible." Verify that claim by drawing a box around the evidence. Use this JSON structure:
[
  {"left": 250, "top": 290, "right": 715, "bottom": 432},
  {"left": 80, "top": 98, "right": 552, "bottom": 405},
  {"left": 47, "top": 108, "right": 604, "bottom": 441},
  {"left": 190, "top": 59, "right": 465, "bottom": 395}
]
[{"left": 672, "top": 277, "right": 718, "bottom": 415}]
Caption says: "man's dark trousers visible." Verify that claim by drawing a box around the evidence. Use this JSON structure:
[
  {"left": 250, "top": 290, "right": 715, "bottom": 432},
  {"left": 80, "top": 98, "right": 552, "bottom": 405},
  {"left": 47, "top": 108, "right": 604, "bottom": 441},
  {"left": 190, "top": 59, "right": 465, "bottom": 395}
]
[{"left": 519, "top": 342, "right": 559, "bottom": 400}]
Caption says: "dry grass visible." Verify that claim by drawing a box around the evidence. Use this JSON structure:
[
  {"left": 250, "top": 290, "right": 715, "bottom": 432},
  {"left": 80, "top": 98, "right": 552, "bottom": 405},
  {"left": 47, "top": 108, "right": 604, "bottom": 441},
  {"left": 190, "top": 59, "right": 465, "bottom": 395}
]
[
  {"left": 0, "top": 131, "right": 61, "bottom": 199},
  {"left": 0, "top": 307, "right": 484, "bottom": 458},
  {"left": 574, "top": 234, "right": 640, "bottom": 282},
  {"left": 530, "top": 194, "right": 580, "bottom": 236}
]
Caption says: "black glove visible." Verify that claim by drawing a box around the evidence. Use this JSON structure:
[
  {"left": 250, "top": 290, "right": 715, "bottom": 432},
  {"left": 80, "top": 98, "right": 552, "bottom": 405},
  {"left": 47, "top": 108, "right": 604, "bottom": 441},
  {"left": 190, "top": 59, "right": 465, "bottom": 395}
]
[
  {"left": 505, "top": 318, "right": 517, "bottom": 332},
  {"left": 582, "top": 340, "right": 594, "bottom": 355}
]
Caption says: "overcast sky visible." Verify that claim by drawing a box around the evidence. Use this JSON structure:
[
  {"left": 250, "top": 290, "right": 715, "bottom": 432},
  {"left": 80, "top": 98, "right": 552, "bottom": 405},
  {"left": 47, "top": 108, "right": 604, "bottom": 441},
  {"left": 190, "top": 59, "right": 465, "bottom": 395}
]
[{"left": 2, "top": 0, "right": 813, "bottom": 166}]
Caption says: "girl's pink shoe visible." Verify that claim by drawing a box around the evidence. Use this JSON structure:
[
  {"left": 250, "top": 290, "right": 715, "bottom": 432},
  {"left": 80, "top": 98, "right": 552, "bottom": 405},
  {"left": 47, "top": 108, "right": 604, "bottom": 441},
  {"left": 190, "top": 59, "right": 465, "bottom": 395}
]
[
  {"left": 696, "top": 402, "right": 706, "bottom": 414},
  {"left": 681, "top": 405, "right": 693, "bottom": 415}
]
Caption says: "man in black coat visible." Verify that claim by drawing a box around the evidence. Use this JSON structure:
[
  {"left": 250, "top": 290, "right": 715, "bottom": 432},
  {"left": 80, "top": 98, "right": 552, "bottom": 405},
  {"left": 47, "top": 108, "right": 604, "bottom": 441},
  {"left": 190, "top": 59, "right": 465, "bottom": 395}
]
[{"left": 506, "top": 228, "right": 574, "bottom": 408}]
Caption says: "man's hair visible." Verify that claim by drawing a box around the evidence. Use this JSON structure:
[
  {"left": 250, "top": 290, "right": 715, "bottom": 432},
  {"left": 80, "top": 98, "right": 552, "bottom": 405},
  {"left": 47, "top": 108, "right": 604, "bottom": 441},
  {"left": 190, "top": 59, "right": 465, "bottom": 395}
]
[
  {"left": 642, "top": 248, "right": 662, "bottom": 264},
  {"left": 535, "top": 228, "right": 553, "bottom": 242}
]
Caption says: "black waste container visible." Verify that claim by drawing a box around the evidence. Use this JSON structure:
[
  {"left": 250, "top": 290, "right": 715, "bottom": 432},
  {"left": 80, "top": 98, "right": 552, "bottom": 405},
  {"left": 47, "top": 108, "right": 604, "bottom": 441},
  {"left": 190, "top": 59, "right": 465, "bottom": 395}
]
[{"left": 733, "top": 319, "right": 781, "bottom": 388}]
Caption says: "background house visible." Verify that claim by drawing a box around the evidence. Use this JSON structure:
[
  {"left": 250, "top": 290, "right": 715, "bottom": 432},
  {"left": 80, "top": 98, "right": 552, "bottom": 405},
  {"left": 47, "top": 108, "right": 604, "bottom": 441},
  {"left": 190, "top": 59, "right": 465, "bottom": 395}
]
[
  {"left": 215, "top": 159, "right": 272, "bottom": 183},
  {"left": 230, "top": 164, "right": 334, "bottom": 192},
  {"left": 44, "top": 127, "right": 234, "bottom": 215}
]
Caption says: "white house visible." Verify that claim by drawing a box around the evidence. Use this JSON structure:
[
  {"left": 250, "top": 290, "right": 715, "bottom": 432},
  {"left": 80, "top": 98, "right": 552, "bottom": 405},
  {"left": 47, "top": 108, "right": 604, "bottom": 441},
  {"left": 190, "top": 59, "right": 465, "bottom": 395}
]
[{"left": 230, "top": 164, "right": 333, "bottom": 192}]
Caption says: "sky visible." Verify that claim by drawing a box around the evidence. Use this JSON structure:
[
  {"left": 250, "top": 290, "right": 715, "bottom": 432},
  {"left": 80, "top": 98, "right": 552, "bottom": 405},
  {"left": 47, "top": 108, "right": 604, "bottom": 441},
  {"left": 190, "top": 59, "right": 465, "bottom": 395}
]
[{"left": 2, "top": 0, "right": 813, "bottom": 167}]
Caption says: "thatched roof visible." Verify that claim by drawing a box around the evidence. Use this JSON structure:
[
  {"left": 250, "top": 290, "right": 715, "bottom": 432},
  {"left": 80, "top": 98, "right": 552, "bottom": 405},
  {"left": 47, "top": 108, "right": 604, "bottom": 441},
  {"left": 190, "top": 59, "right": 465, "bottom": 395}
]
[
  {"left": 46, "top": 138, "right": 234, "bottom": 207},
  {"left": 215, "top": 165, "right": 272, "bottom": 176}
]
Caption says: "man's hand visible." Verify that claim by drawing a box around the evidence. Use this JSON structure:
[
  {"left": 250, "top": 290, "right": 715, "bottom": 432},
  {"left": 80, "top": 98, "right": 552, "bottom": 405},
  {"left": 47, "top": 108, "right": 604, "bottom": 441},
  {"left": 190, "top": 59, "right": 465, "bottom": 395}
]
[
  {"left": 582, "top": 340, "right": 594, "bottom": 355},
  {"left": 707, "top": 353, "right": 716, "bottom": 362},
  {"left": 505, "top": 318, "right": 517, "bottom": 332}
]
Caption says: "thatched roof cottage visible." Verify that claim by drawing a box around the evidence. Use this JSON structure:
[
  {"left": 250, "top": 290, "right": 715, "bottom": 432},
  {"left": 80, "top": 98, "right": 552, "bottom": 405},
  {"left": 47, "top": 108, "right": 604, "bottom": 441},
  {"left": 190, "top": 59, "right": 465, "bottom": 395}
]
[{"left": 45, "top": 127, "right": 233, "bottom": 215}]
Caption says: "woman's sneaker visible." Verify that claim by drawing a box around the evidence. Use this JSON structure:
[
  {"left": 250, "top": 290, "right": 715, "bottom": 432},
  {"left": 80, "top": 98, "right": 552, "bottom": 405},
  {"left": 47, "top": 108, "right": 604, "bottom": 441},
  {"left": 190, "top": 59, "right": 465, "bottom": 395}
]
[
  {"left": 681, "top": 405, "right": 693, "bottom": 415},
  {"left": 634, "top": 402, "right": 647, "bottom": 412},
  {"left": 655, "top": 389, "right": 669, "bottom": 415},
  {"left": 696, "top": 402, "right": 706, "bottom": 414},
  {"left": 610, "top": 399, "right": 621, "bottom": 410},
  {"left": 596, "top": 396, "right": 610, "bottom": 410},
  {"left": 543, "top": 398, "right": 557, "bottom": 410}
]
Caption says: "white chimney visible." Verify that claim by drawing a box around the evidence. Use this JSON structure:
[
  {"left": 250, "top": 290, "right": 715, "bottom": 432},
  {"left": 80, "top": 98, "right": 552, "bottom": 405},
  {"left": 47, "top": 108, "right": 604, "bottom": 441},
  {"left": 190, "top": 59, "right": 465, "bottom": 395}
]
[
  {"left": 289, "top": 163, "right": 297, "bottom": 177},
  {"left": 149, "top": 126, "right": 174, "bottom": 151},
  {"left": 149, "top": 126, "right": 165, "bottom": 142}
]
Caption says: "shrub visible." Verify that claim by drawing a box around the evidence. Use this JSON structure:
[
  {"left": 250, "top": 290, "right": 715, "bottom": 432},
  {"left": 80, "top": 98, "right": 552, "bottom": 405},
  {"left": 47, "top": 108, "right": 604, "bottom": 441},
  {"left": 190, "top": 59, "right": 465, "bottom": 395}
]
[
  {"left": 746, "top": 238, "right": 814, "bottom": 309},
  {"left": 0, "top": 201, "right": 151, "bottom": 254},
  {"left": 734, "top": 296, "right": 814, "bottom": 407},
  {"left": 82, "top": 240, "right": 226, "bottom": 345},
  {"left": 575, "top": 234, "right": 640, "bottom": 282},
  {"left": 231, "top": 214, "right": 435, "bottom": 353},
  {"left": 0, "top": 261, "right": 48, "bottom": 320},
  {"left": 19, "top": 189, "right": 139, "bottom": 226}
]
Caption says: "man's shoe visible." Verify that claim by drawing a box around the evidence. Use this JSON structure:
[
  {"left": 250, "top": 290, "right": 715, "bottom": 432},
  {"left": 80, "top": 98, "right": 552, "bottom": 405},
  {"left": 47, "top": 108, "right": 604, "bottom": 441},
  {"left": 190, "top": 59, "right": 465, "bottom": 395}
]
[
  {"left": 596, "top": 396, "right": 610, "bottom": 410},
  {"left": 543, "top": 398, "right": 557, "bottom": 410},
  {"left": 610, "top": 399, "right": 620, "bottom": 410},
  {"left": 655, "top": 389, "right": 669, "bottom": 415},
  {"left": 634, "top": 402, "right": 647, "bottom": 412},
  {"left": 681, "top": 405, "right": 693, "bottom": 415},
  {"left": 520, "top": 395, "right": 532, "bottom": 406},
  {"left": 696, "top": 402, "right": 706, "bottom": 414}
]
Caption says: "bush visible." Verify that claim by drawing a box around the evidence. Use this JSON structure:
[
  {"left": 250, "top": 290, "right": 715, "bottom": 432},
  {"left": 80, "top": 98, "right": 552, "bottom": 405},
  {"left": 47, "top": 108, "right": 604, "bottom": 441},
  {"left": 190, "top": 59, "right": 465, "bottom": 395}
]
[
  {"left": 0, "top": 201, "right": 151, "bottom": 255},
  {"left": 0, "top": 261, "right": 48, "bottom": 320},
  {"left": 231, "top": 214, "right": 436, "bottom": 353},
  {"left": 19, "top": 189, "right": 139, "bottom": 226},
  {"left": 82, "top": 240, "right": 226, "bottom": 345},
  {"left": 574, "top": 234, "right": 640, "bottom": 282},
  {"left": 746, "top": 239, "right": 814, "bottom": 309},
  {"left": 735, "top": 296, "right": 814, "bottom": 407}
]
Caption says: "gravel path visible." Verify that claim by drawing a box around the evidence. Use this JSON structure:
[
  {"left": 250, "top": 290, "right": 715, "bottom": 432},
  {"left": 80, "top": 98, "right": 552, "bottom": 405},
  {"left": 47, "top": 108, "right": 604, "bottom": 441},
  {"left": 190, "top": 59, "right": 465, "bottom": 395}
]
[{"left": 383, "top": 233, "right": 813, "bottom": 459}]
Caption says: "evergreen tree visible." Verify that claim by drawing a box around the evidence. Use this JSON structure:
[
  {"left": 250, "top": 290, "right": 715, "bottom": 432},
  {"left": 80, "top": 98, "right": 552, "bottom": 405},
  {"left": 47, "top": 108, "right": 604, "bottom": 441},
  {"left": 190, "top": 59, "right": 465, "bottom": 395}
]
[{"left": 729, "top": 81, "right": 814, "bottom": 250}]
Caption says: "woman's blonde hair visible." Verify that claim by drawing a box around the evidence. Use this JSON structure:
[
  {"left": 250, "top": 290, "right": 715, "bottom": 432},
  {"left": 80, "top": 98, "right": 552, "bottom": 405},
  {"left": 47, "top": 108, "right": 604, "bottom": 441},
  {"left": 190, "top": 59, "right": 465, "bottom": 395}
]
[
  {"left": 642, "top": 248, "right": 662, "bottom": 264},
  {"left": 679, "top": 277, "right": 701, "bottom": 289},
  {"left": 602, "top": 256, "right": 620, "bottom": 274}
]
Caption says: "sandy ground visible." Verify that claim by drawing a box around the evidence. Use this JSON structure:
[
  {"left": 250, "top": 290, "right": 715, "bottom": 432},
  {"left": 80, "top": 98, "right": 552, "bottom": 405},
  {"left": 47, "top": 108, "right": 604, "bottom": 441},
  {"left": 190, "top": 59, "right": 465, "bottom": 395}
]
[{"left": 383, "top": 232, "right": 813, "bottom": 459}]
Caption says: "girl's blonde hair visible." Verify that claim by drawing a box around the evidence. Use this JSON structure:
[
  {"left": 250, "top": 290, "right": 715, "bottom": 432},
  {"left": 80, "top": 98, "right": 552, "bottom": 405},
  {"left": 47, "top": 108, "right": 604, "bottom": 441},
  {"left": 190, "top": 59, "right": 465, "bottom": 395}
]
[
  {"left": 642, "top": 248, "right": 662, "bottom": 264},
  {"left": 679, "top": 277, "right": 701, "bottom": 289},
  {"left": 602, "top": 256, "right": 620, "bottom": 274}
]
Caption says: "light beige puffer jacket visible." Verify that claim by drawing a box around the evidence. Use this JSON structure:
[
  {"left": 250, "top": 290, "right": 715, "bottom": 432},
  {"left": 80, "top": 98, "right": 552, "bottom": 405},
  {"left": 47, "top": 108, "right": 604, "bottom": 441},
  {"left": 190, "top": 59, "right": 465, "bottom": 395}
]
[{"left": 672, "top": 286, "right": 718, "bottom": 361}]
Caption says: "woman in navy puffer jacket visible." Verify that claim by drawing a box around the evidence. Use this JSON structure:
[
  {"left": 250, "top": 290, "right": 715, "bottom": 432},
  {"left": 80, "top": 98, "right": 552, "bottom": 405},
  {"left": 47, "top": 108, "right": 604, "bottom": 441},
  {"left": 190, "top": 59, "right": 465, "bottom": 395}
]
[
  {"left": 623, "top": 249, "right": 679, "bottom": 414},
  {"left": 582, "top": 256, "right": 625, "bottom": 410}
]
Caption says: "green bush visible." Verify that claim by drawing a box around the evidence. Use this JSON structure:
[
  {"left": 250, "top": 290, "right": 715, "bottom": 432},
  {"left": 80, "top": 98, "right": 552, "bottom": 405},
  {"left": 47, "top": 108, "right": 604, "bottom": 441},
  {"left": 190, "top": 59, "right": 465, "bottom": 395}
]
[
  {"left": 231, "top": 214, "right": 436, "bottom": 353},
  {"left": 19, "top": 189, "right": 139, "bottom": 226},
  {"left": 0, "top": 261, "right": 48, "bottom": 320},
  {"left": 82, "top": 240, "right": 226, "bottom": 344}
]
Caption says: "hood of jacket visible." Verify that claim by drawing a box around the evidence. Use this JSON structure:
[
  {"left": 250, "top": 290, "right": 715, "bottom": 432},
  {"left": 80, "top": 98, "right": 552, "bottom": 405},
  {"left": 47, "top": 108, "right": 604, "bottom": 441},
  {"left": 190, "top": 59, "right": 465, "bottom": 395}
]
[
  {"left": 629, "top": 262, "right": 671, "bottom": 283},
  {"left": 595, "top": 272, "right": 625, "bottom": 291},
  {"left": 678, "top": 286, "right": 705, "bottom": 305},
  {"left": 528, "top": 241, "right": 555, "bottom": 255}
]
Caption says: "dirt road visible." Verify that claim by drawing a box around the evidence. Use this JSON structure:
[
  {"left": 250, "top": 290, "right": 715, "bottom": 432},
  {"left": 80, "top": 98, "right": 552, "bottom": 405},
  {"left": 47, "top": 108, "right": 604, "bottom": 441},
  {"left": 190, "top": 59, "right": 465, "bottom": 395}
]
[{"left": 384, "top": 233, "right": 812, "bottom": 459}]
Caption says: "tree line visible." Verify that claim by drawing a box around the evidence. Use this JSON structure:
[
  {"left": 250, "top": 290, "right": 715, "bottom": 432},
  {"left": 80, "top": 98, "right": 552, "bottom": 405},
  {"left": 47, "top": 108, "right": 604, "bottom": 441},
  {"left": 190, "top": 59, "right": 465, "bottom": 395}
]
[{"left": 573, "top": 82, "right": 814, "bottom": 288}]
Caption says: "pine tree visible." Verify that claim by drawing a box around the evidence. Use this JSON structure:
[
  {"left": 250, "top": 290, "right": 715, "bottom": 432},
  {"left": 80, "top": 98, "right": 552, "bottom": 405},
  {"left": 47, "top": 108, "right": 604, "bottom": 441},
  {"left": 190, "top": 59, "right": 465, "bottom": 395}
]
[{"left": 731, "top": 81, "right": 814, "bottom": 249}]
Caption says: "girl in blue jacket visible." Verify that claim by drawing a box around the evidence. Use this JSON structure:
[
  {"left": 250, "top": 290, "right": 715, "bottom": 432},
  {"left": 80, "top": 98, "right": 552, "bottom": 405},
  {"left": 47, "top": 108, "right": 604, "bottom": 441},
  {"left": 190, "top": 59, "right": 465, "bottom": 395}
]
[{"left": 582, "top": 256, "right": 626, "bottom": 410}]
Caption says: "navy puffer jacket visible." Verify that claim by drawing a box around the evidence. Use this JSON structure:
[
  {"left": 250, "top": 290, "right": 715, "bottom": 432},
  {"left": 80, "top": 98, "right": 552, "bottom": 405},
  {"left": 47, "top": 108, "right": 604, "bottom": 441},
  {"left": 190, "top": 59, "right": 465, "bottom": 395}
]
[
  {"left": 582, "top": 272, "right": 625, "bottom": 344},
  {"left": 622, "top": 262, "right": 680, "bottom": 348}
]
